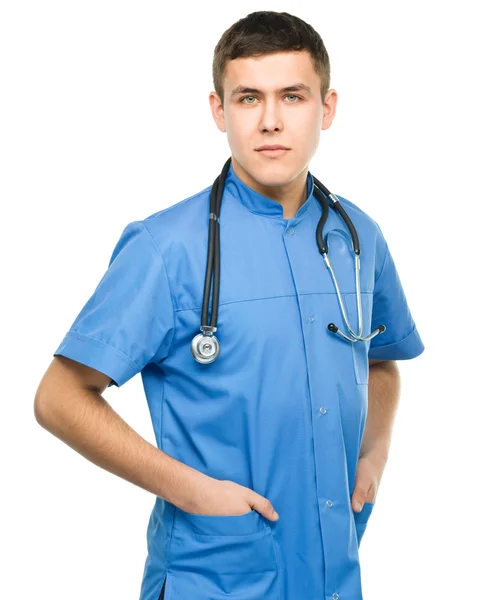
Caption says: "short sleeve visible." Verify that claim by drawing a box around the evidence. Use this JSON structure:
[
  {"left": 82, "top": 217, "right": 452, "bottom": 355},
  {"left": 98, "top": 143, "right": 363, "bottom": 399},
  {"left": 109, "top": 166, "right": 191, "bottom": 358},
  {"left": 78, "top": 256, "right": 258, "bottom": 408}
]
[
  {"left": 368, "top": 231, "right": 424, "bottom": 361},
  {"left": 53, "top": 220, "right": 175, "bottom": 387}
]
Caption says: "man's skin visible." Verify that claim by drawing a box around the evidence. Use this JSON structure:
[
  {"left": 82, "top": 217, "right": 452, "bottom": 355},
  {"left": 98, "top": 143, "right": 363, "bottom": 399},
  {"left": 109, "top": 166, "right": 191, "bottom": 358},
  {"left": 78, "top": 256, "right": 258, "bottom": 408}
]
[
  {"left": 356, "top": 359, "right": 400, "bottom": 511},
  {"left": 34, "top": 49, "right": 400, "bottom": 520}
]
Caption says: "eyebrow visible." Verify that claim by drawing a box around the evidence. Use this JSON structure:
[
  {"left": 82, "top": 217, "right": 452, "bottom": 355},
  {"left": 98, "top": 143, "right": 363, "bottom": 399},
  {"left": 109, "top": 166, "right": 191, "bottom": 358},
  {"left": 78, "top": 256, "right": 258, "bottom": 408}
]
[{"left": 229, "top": 83, "right": 312, "bottom": 99}]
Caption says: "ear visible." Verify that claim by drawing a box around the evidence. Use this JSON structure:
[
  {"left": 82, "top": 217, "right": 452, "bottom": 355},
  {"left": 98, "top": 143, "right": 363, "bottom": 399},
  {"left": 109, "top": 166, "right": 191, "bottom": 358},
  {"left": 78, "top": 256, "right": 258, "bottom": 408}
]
[
  {"left": 209, "top": 91, "right": 226, "bottom": 133},
  {"left": 321, "top": 88, "right": 338, "bottom": 131}
]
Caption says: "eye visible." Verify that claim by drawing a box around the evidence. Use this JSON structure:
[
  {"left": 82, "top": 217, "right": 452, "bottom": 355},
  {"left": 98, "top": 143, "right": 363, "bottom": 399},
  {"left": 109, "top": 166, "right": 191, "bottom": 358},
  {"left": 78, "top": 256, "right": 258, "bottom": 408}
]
[
  {"left": 240, "top": 95, "right": 257, "bottom": 104},
  {"left": 239, "top": 94, "right": 303, "bottom": 104}
]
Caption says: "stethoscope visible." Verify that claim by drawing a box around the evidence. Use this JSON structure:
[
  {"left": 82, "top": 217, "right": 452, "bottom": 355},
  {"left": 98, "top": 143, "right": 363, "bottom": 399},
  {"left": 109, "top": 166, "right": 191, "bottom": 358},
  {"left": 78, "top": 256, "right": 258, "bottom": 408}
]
[{"left": 190, "top": 157, "right": 386, "bottom": 364}]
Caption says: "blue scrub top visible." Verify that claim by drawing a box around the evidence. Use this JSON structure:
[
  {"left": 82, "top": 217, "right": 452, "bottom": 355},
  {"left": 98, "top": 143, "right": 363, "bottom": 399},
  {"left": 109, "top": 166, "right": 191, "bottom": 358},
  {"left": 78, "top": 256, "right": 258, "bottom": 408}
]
[{"left": 54, "top": 159, "right": 424, "bottom": 600}]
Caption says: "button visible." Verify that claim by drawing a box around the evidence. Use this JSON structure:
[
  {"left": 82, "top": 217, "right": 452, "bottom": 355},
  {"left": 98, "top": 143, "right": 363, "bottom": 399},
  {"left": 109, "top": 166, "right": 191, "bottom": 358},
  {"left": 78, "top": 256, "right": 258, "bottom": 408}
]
[
  {"left": 319, "top": 407, "right": 327, "bottom": 414},
  {"left": 289, "top": 227, "right": 295, "bottom": 235},
  {"left": 308, "top": 315, "right": 315, "bottom": 323},
  {"left": 332, "top": 594, "right": 339, "bottom": 600},
  {"left": 326, "top": 500, "right": 333, "bottom": 508}
]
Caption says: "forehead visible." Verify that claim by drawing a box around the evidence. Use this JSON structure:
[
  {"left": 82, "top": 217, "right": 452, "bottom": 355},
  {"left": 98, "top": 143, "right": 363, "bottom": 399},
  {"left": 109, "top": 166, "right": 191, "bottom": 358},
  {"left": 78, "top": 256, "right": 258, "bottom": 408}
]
[{"left": 223, "top": 50, "right": 317, "bottom": 90}]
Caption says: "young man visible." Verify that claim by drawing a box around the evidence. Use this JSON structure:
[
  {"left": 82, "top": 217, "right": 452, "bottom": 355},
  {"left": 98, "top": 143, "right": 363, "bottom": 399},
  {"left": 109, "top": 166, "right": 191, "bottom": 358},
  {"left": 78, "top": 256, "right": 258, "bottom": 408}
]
[{"left": 34, "top": 11, "right": 424, "bottom": 600}]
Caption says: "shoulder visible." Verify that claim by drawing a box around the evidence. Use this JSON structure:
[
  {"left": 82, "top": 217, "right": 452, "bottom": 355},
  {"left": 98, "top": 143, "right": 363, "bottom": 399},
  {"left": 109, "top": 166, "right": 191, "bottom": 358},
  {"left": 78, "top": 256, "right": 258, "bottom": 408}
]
[
  {"left": 335, "top": 193, "right": 387, "bottom": 246},
  {"left": 334, "top": 193, "right": 388, "bottom": 275},
  {"left": 138, "top": 184, "right": 212, "bottom": 254},
  {"left": 334, "top": 194, "right": 379, "bottom": 233}
]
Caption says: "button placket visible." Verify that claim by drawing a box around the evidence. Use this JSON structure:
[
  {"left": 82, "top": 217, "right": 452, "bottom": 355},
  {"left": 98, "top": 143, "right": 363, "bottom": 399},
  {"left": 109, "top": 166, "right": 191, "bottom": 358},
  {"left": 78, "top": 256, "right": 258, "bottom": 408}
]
[{"left": 282, "top": 211, "right": 348, "bottom": 598}]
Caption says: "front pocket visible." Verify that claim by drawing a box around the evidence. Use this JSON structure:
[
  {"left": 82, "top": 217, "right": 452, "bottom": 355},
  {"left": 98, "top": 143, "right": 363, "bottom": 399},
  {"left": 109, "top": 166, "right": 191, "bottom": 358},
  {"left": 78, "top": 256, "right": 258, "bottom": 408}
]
[
  {"left": 173, "top": 507, "right": 270, "bottom": 537},
  {"left": 353, "top": 501, "right": 375, "bottom": 547},
  {"left": 343, "top": 292, "right": 373, "bottom": 385},
  {"left": 167, "top": 508, "right": 281, "bottom": 599}
]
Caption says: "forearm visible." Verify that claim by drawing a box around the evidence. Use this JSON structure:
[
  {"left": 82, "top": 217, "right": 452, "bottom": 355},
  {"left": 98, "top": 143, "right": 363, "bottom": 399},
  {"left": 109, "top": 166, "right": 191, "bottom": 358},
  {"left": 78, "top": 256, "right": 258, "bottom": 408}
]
[
  {"left": 35, "top": 387, "right": 211, "bottom": 511},
  {"left": 360, "top": 360, "right": 401, "bottom": 461}
]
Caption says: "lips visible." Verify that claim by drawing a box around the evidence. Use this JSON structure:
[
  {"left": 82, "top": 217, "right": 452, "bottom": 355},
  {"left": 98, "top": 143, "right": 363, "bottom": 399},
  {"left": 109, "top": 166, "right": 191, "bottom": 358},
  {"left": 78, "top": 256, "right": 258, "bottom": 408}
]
[
  {"left": 257, "top": 148, "right": 289, "bottom": 157},
  {"left": 257, "top": 146, "right": 289, "bottom": 151}
]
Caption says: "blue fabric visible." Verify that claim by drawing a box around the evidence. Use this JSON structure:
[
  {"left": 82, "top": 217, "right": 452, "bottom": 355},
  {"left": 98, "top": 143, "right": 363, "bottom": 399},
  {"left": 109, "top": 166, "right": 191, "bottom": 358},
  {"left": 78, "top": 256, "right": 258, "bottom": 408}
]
[
  {"left": 54, "top": 159, "right": 424, "bottom": 600},
  {"left": 54, "top": 221, "right": 175, "bottom": 388}
]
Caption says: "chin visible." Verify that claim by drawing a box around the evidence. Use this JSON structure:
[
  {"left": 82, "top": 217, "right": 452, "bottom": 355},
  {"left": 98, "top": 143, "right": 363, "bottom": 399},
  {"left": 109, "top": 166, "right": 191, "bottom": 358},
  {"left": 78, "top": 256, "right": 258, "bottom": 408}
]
[
  {"left": 254, "top": 162, "right": 297, "bottom": 183},
  {"left": 234, "top": 153, "right": 293, "bottom": 186}
]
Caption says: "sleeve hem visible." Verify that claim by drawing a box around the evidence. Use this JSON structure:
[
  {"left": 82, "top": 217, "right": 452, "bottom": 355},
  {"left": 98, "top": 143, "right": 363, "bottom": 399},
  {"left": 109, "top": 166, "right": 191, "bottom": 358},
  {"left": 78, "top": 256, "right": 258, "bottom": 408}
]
[
  {"left": 53, "top": 330, "right": 140, "bottom": 388},
  {"left": 368, "top": 325, "right": 425, "bottom": 361}
]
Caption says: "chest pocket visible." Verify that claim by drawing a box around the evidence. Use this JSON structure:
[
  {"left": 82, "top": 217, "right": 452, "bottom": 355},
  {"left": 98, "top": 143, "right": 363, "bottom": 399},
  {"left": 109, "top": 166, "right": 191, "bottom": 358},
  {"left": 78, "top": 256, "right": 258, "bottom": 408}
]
[{"left": 343, "top": 292, "right": 372, "bottom": 385}]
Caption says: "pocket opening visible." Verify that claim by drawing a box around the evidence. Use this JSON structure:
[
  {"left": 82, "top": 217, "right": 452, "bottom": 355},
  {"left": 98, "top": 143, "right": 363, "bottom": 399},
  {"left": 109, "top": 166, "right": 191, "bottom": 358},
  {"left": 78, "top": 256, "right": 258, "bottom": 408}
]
[
  {"left": 353, "top": 501, "right": 375, "bottom": 547},
  {"left": 173, "top": 507, "right": 270, "bottom": 538}
]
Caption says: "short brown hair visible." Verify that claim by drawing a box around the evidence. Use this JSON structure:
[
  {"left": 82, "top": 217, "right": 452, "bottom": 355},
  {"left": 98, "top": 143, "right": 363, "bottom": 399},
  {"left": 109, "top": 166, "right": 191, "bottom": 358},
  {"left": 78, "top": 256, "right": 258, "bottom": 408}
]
[{"left": 212, "top": 11, "right": 331, "bottom": 109}]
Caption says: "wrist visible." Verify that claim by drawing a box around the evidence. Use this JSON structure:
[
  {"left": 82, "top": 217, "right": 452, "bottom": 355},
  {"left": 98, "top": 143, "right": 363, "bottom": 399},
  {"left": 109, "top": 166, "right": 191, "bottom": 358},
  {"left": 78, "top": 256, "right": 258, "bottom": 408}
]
[
  {"left": 360, "top": 447, "right": 389, "bottom": 466},
  {"left": 179, "top": 468, "right": 217, "bottom": 513}
]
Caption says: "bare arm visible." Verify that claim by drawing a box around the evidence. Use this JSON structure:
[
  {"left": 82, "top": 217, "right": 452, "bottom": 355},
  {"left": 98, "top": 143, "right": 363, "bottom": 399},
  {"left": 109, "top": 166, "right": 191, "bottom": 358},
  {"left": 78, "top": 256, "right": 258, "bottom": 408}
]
[
  {"left": 34, "top": 356, "right": 213, "bottom": 511},
  {"left": 361, "top": 359, "right": 401, "bottom": 461},
  {"left": 33, "top": 356, "right": 279, "bottom": 520},
  {"left": 350, "top": 359, "right": 400, "bottom": 510}
]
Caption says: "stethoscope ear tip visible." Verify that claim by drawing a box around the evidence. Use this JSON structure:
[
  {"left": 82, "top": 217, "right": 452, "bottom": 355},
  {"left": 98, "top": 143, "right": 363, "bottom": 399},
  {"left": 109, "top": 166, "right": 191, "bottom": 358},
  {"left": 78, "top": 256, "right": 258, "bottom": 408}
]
[
  {"left": 378, "top": 324, "right": 386, "bottom": 333},
  {"left": 328, "top": 323, "right": 338, "bottom": 333}
]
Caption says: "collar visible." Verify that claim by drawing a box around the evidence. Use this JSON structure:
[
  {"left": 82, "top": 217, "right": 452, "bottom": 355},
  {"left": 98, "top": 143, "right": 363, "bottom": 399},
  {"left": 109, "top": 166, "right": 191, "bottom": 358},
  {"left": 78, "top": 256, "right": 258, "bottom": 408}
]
[{"left": 224, "top": 159, "right": 315, "bottom": 221}]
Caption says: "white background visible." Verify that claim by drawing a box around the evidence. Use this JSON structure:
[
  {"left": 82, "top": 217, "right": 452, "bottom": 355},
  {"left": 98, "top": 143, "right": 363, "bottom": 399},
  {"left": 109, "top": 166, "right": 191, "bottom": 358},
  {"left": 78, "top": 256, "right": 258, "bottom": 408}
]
[{"left": 1, "top": 1, "right": 483, "bottom": 598}]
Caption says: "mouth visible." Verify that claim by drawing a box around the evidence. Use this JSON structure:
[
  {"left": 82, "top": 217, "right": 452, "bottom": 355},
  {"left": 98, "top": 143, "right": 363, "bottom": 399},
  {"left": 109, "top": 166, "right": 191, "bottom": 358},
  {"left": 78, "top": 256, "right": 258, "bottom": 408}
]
[{"left": 256, "top": 148, "right": 290, "bottom": 157}]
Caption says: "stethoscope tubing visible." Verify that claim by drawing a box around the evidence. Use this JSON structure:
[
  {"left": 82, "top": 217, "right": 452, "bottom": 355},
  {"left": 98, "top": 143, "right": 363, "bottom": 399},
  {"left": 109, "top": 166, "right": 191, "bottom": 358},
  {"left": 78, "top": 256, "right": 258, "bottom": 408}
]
[
  {"left": 192, "top": 157, "right": 385, "bottom": 363},
  {"left": 312, "top": 177, "right": 384, "bottom": 343}
]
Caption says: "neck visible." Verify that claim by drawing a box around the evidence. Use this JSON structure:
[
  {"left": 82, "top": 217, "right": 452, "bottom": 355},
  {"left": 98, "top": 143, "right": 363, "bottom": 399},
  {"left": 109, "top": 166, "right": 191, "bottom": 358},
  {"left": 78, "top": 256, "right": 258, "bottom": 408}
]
[{"left": 232, "top": 157, "right": 308, "bottom": 219}]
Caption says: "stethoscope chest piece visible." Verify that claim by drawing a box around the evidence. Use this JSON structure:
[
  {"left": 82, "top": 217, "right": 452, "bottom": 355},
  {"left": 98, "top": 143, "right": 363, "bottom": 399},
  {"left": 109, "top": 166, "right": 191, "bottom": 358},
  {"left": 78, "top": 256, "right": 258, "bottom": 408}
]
[{"left": 191, "top": 331, "right": 220, "bottom": 364}]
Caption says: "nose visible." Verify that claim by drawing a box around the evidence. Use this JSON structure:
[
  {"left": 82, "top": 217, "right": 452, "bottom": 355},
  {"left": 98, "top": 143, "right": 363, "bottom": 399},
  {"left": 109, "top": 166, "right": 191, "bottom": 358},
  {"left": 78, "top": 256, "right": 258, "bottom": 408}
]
[{"left": 259, "top": 99, "right": 283, "bottom": 132}]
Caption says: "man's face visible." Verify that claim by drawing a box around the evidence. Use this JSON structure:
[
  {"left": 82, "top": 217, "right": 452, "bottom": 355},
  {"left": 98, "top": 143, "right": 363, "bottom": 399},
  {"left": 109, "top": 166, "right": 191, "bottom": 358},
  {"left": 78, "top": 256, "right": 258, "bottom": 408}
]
[{"left": 209, "top": 50, "right": 337, "bottom": 190}]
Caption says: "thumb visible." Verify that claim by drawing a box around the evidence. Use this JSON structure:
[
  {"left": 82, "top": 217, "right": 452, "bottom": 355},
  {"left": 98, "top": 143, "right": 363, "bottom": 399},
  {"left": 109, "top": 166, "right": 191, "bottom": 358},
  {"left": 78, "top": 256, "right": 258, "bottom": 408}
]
[{"left": 352, "top": 488, "right": 368, "bottom": 512}]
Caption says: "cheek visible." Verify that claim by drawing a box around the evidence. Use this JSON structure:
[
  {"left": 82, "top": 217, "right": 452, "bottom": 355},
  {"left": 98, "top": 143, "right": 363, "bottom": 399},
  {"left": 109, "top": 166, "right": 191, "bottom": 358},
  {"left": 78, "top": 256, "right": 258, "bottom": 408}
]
[
  {"left": 289, "top": 128, "right": 319, "bottom": 161},
  {"left": 289, "top": 109, "right": 321, "bottom": 143},
  {"left": 225, "top": 118, "right": 249, "bottom": 151},
  {"left": 304, "top": 114, "right": 323, "bottom": 143}
]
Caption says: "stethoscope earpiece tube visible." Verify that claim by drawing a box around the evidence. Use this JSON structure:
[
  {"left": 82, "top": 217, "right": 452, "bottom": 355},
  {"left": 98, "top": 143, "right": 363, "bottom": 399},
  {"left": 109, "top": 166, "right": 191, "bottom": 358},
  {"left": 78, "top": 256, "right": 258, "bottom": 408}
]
[
  {"left": 315, "top": 182, "right": 330, "bottom": 255},
  {"left": 200, "top": 175, "right": 219, "bottom": 331},
  {"left": 191, "top": 158, "right": 386, "bottom": 363},
  {"left": 191, "top": 157, "right": 231, "bottom": 364}
]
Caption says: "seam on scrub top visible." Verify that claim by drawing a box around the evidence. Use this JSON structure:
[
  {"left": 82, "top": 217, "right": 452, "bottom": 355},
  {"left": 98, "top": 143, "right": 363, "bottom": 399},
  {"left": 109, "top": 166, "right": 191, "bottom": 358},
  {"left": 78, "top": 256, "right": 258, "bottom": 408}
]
[
  {"left": 173, "top": 291, "right": 373, "bottom": 313},
  {"left": 139, "top": 221, "right": 177, "bottom": 361},
  {"left": 68, "top": 329, "right": 140, "bottom": 370},
  {"left": 158, "top": 373, "right": 166, "bottom": 450},
  {"left": 373, "top": 239, "right": 390, "bottom": 286},
  {"left": 369, "top": 324, "right": 418, "bottom": 350},
  {"left": 143, "top": 186, "right": 212, "bottom": 223}
]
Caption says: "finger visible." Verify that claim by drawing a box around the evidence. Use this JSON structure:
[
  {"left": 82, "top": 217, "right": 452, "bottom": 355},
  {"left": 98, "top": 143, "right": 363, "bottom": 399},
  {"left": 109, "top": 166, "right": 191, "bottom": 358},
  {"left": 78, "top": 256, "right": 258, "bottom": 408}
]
[{"left": 251, "top": 496, "right": 279, "bottom": 521}]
